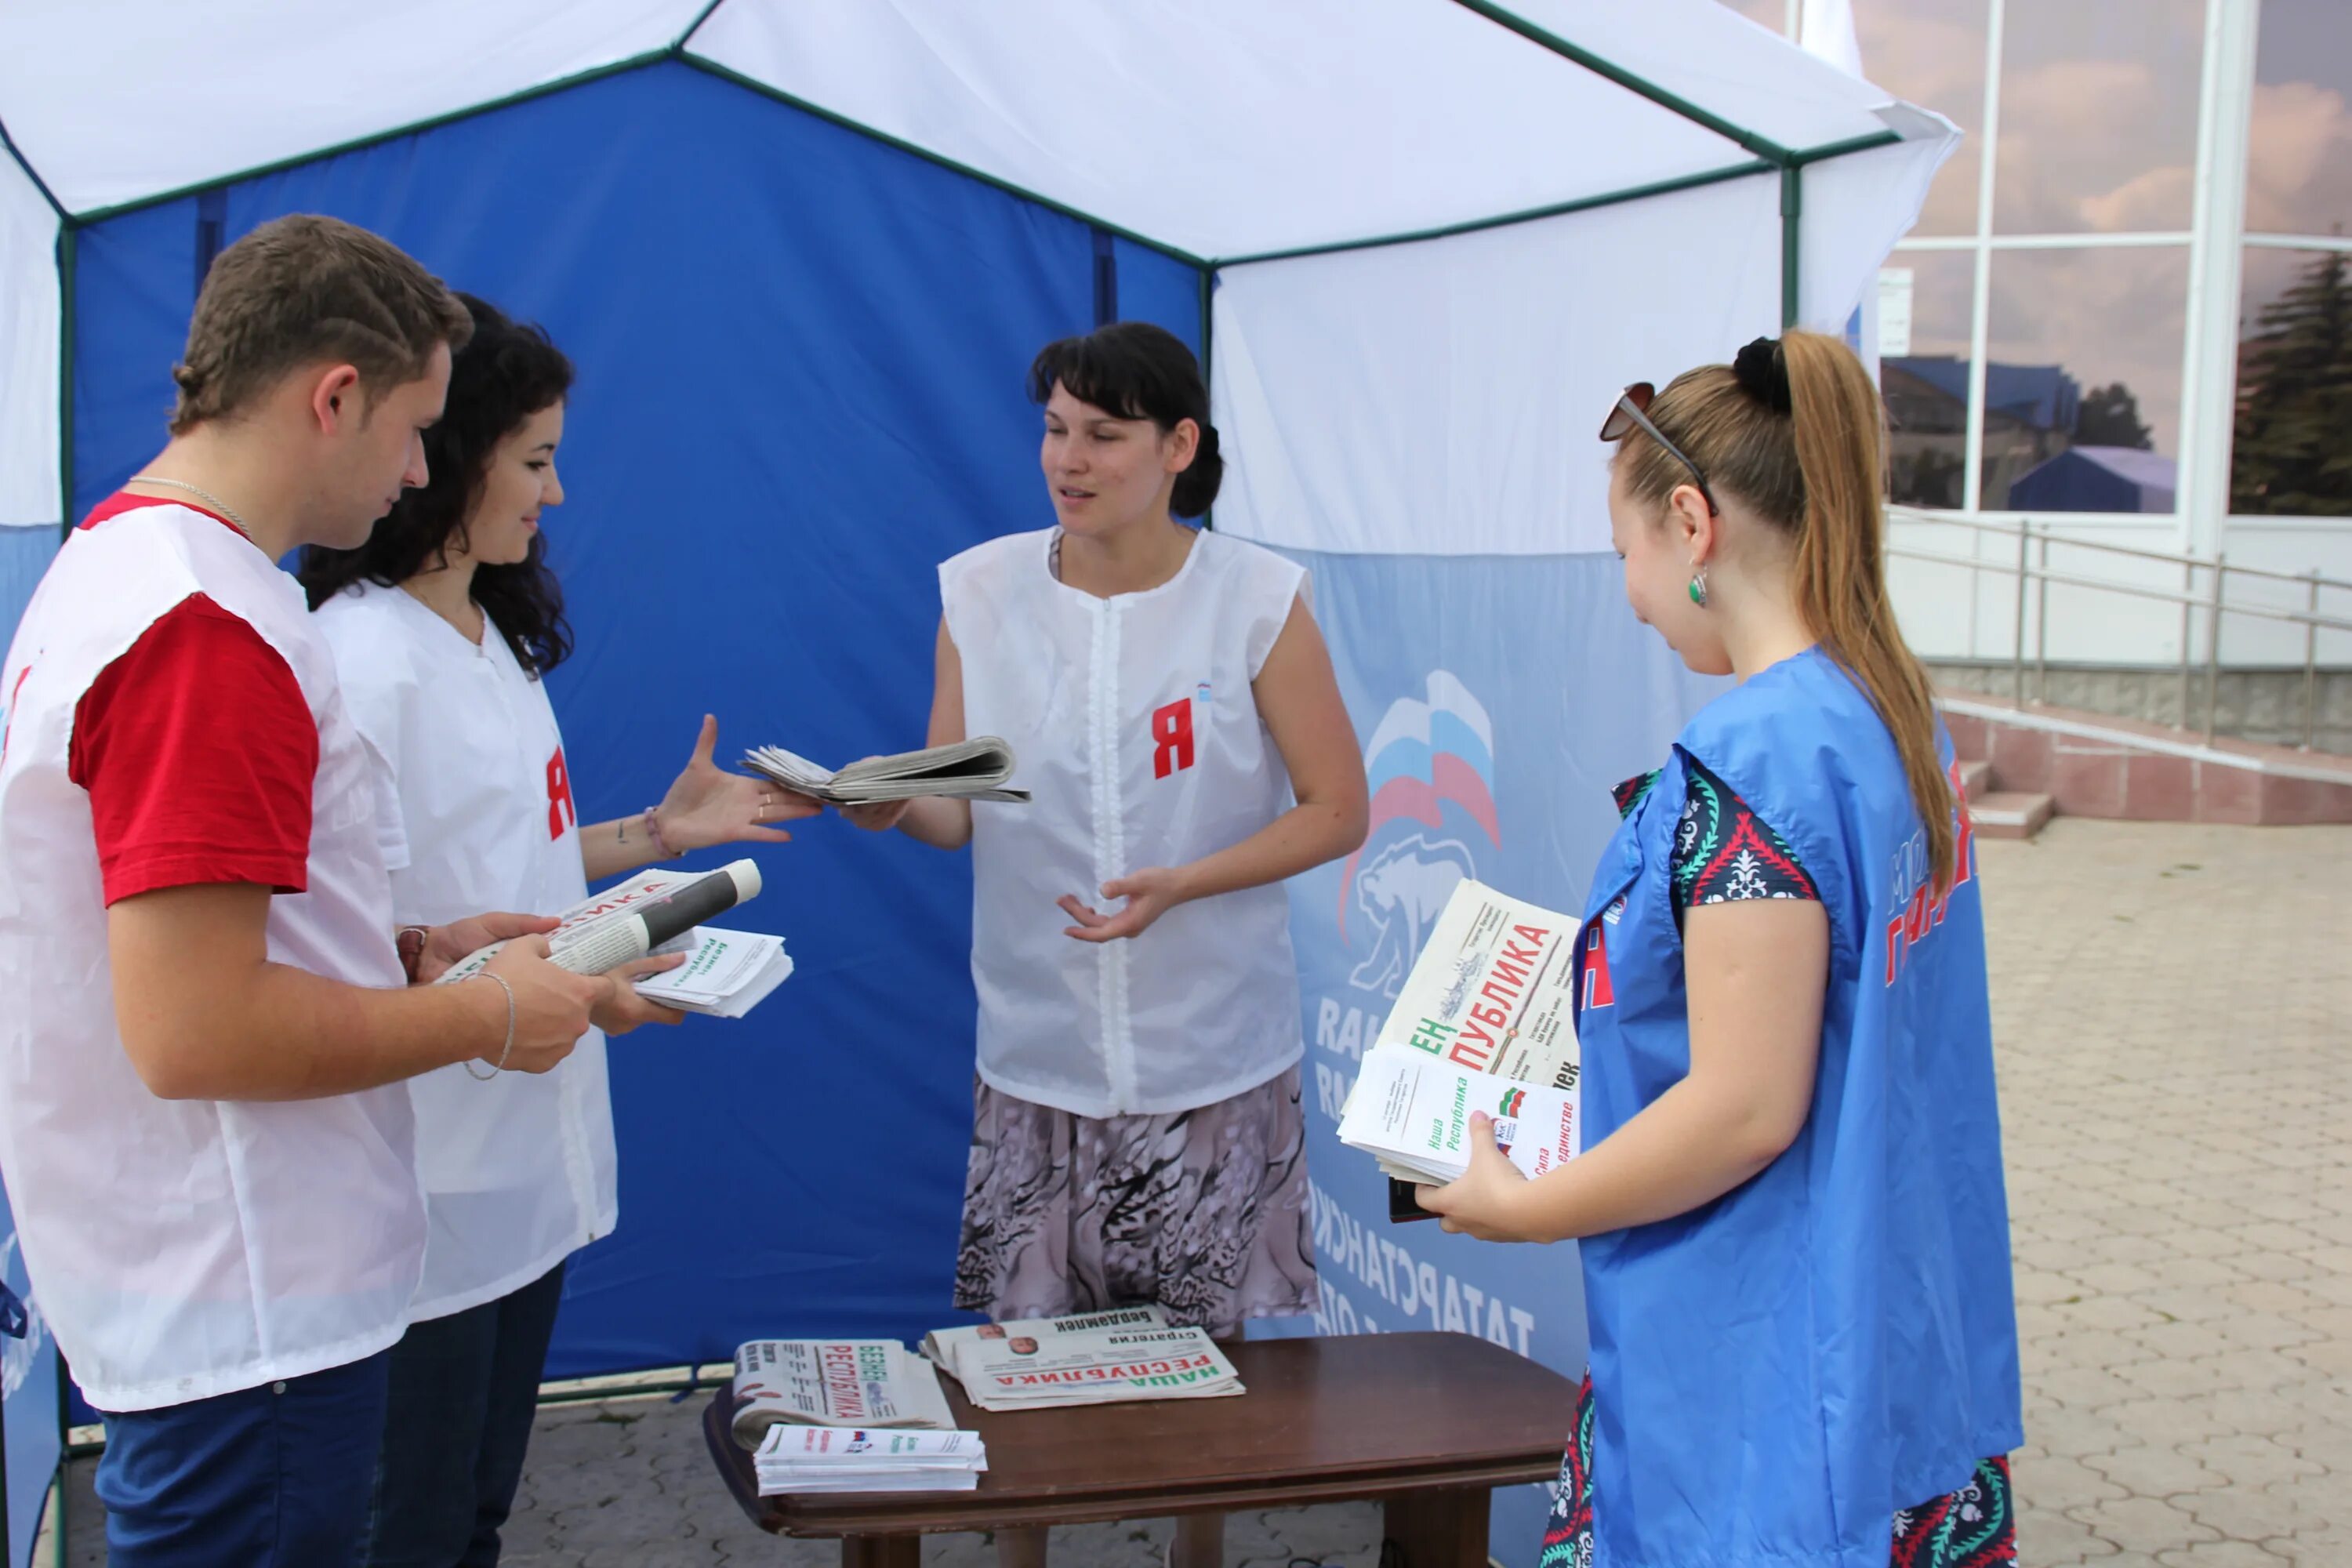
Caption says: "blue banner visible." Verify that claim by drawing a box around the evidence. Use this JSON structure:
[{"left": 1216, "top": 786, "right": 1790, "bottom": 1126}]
[
  {"left": 2, "top": 1173, "right": 60, "bottom": 1568},
  {"left": 1278, "top": 547, "right": 1721, "bottom": 1564}
]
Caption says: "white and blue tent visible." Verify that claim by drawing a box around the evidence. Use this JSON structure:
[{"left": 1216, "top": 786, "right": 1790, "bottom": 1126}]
[{"left": 0, "top": 4, "right": 1952, "bottom": 1559}]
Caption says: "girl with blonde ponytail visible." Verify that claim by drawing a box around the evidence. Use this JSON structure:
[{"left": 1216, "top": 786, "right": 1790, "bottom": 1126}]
[{"left": 1421, "top": 332, "right": 2023, "bottom": 1567}]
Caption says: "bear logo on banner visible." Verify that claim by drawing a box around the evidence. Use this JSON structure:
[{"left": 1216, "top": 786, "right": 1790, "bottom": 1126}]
[
  {"left": 0, "top": 1229, "right": 44, "bottom": 1401},
  {"left": 1336, "top": 673, "right": 1501, "bottom": 1000}
]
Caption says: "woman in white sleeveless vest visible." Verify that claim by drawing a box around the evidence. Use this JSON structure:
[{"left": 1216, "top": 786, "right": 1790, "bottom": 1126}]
[
  {"left": 847, "top": 321, "right": 1369, "bottom": 1568},
  {"left": 299, "top": 296, "right": 812, "bottom": 1568}
]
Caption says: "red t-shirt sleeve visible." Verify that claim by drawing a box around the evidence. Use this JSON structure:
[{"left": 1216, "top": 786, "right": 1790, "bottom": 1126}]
[{"left": 67, "top": 594, "right": 319, "bottom": 905}]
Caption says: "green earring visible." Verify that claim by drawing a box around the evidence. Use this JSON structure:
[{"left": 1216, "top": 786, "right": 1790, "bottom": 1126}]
[{"left": 1688, "top": 564, "right": 1709, "bottom": 608}]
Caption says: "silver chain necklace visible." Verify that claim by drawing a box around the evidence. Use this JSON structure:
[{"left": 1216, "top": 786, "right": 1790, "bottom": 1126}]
[{"left": 129, "top": 475, "right": 260, "bottom": 546}]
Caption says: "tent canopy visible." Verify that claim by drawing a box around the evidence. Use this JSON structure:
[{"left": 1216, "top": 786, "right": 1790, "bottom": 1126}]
[
  {"left": 0, "top": 0, "right": 1953, "bottom": 532},
  {"left": 5, "top": 0, "right": 1930, "bottom": 255},
  {"left": 1, "top": 13, "right": 1955, "bottom": 1562}
]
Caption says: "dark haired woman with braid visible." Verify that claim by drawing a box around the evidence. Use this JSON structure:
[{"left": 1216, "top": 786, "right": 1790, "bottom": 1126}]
[
  {"left": 845, "top": 321, "right": 1367, "bottom": 1568},
  {"left": 298, "top": 295, "right": 811, "bottom": 1568},
  {"left": 1421, "top": 332, "right": 2022, "bottom": 1568}
]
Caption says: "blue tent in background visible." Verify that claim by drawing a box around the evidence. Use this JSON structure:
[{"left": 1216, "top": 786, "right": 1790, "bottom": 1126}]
[
  {"left": 0, "top": 4, "right": 1955, "bottom": 1560},
  {"left": 2010, "top": 445, "right": 2179, "bottom": 515}
]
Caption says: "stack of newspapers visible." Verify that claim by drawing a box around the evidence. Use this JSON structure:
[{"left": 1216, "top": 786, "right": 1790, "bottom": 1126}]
[
  {"left": 743, "top": 736, "right": 1029, "bottom": 805},
  {"left": 921, "top": 1305, "right": 1243, "bottom": 1413},
  {"left": 729, "top": 1339, "right": 985, "bottom": 1496},
  {"left": 1335, "top": 878, "right": 1585, "bottom": 1197},
  {"left": 728, "top": 1340, "right": 957, "bottom": 1448},
  {"left": 752, "top": 1425, "right": 987, "bottom": 1495},
  {"left": 435, "top": 860, "right": 792, "bottom": 1020}
]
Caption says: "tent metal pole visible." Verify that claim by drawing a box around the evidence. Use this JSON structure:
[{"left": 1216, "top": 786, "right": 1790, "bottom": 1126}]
[
  {"left": 1214, "top": 158, "right": 1776, "bottom": 270},
  {"left": 1198, "top": 265, "right": 1215, "bottom": 532},
  {"left": 1780, "top": 163, "right": 1802, "bottom": 328},
  {"left": 1446, "top": 0, "right": 1795, "bottom": 162},
  {"left": 672, "top": 0, "right": 729, "bottom": 53},
  {"left": 0, "top": 116, "right": 70, "bottom": 223},
  {"left": 56, "top": 223, "right": 75, "bottom": 538}
]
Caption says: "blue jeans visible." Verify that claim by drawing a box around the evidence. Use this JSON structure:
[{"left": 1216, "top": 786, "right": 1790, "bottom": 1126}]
[
  {"left": 361, "top": 1261, "right": 567, "bottom": 1568},
  {"left": 96, "top": 1350, "right": 392, "bottom": 1568}
]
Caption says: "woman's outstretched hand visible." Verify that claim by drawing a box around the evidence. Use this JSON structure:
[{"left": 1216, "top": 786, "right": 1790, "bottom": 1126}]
[
  {"left": 1058, "top": 867, "right": 1191, "bottom": 943},
  {"left": 656, "top": 715, "right": 820, "bottom": 850}
]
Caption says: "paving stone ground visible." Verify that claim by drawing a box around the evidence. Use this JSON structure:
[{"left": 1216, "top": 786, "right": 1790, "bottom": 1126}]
[{"left": 47, "top": 818, "right": 2352, "bottom": 1566}]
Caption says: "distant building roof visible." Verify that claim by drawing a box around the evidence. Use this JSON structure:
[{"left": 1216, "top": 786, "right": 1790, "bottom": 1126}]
[
  {"left": 2067, "top": 446, "right": 2176, "bottom": 488},
  {"left": 1883, "top": 356, "right": 2083, "bottom": 432}
]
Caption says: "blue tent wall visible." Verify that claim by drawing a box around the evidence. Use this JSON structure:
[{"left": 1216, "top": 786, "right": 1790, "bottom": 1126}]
[{"left": 64, "top": 58, "right": 1207, "bottom": 1388}]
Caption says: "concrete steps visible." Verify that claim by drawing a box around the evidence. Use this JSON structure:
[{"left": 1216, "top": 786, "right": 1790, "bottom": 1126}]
[
  {"left": 1943, "top": 691, "right": 2352, "bottom": 826},
  {"left": 1968, "top": 789, "right": 2056, "bottom": 840},
  {"left": 1956, "top": 745, "right": 2053, "bottom": 840}
]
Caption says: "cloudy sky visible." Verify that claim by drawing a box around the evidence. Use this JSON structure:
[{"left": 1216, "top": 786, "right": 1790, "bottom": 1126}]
[{"left": 1719, "top": 0, "right": 2350, "bottom": 469}]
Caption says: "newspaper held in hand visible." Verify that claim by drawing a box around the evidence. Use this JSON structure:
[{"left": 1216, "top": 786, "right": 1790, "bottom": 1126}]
[
  {"left": 753, "top": 1425, "right": 987, "bottom": 1496},
  {"left": 729, "top": 1340, "right": 956, "bottom": 1449},
  {"left": 921, "top": 1305, "right": 1243, "bottom": 1413},
  {"left": 1339, "top": 1047, "right": 1581, "bottom": 1189},
  {"left": 1334, "top": 877, "right": 1584, "bottom": 1217},
  {"left": 636, "top": 927, "right": 793, "bottom": 1019},
  {"left": 742, "top": 737, "right": 1029, "bottom": 805},
  {"left": 433, "top": 861, "right": 785, "bottom": 1018}
]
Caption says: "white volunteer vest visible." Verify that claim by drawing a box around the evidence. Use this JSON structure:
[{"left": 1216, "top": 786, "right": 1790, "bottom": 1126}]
[
  {"left": 315, "top": 582, "right": 616, "bottom": 1323},
  {"left": 942, "top": 528, "right": 1307, "bottom": 1118},
  {"left": 0, "top": 503, "right": 423, "bottom": 1413}
]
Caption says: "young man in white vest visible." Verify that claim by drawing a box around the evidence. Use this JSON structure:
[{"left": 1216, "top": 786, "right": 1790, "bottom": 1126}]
[{"left": 0, "top": 215, "right": 632, "bottom": 1566}]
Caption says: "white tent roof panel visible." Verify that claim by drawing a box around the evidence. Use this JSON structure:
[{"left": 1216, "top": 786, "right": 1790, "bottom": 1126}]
[
  {"left": 0, "top": 0, "right": 697, "bottom": 216},
  {"left": 1495, "top": 0, "right": 1922, "bottom": 158},
  {"left": 1212, "top": 171, "right": 1787, "bottom": 559},
  {"left": 3, "top": 2, "right": 1946, "bottom": 258},
  {"left": 691, "top": 0, "right": 1757, "bottom": 261}
]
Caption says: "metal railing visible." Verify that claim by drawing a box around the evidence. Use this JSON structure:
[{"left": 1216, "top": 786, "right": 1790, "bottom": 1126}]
[{"left": 1884, "top": 512, "right": 2352, "bottom": 750}]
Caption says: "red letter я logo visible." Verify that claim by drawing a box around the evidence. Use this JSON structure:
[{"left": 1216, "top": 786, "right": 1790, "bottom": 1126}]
[
  {"left": 1150, "top": 697, "right": 1196, "bottom": 780},
  {"left": 545, "top": 746, "right": 577, "bottom": 840},
  {"left": 1580, "top": 919, "right": 1617, "bottom": 1010}
]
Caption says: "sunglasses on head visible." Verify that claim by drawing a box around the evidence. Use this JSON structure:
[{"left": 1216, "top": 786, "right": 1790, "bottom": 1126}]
[{"left": 1599, "top": 383, "right": 1719, "bottom": 516}]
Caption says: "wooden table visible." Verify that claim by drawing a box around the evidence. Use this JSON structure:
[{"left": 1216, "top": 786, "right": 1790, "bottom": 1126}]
[{"left": 702, "top": 1331, "right": 1574, "bottom": 1567}]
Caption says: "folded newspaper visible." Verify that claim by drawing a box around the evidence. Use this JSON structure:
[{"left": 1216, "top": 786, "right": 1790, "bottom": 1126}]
[
  {"left": 921, "top": 1305, "right": 1243, "bottom": 1413},
  {"left": 729, "top": 1340, "right": 957, "bottom": 1449},
  {"left": 1338, "top": 877, "right": 1584, "bottom": 1214},
  {"left": 742, "top": 737, "right": 1029, "bottom": 806},
  {"left": 433, "top": 861, "right": 786, "bottom": 1018},
  {"left": 753, "top": 1425, "right": 987, "bottom": 1497}
]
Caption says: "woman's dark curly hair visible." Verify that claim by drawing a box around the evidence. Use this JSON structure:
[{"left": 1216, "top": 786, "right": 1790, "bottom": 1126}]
[{"left": 299, "top": 292, "right": 575, "bottom": 674}]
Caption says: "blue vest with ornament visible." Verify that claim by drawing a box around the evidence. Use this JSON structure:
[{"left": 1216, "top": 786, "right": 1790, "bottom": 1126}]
[{"left": 1571, "top": 646, "right": 2022, "bottom": 1567}]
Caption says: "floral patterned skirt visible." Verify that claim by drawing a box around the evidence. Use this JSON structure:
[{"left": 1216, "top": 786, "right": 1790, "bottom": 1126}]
[
  {"left": 953, "top": 1065, "right": 1319, "bottom": 1338},
  {"left": 1540, "top": 1374, "right": 2016, "bottom": 1566}
]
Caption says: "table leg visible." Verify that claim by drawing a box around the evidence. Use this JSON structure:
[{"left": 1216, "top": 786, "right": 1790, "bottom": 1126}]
[
  {"left": 1383, "top": 1485, "right": 1489, "bottom": 1568},
  {"left": 839, "top": 1534, "right": 920, "bottom": 1568}
]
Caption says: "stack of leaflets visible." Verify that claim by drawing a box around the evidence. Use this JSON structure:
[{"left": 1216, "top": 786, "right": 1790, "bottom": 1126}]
[
  {"left": 730, "top": 1340, "right": 959, "bottom": 1449},
  {"left": 1338, "top": 1051, "right": 1581, "bottom": 1187},
  {"left": 435, "top": 861, "right": 790, "bottom": 1019},
  {"left": 743, "top": 737, "right": 1029, "bottom": 805},
  {"left": 635, "top": 927, "right": 793, "bottom": 1019},
  {"left": 921, "top": 1305, "right": 1243, "bottom": 1413},
  {"left": 1334, "top": 878, "right": 1584, "bottom": 1215},
  {"left": 752, "top": 1425, "right": 987, "bottom": 1496}
]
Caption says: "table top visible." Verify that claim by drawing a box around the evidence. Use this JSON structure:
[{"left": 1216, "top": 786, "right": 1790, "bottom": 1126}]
[{"left": 703, "top": 1331, "right": 1577, "bottom": 1537}]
